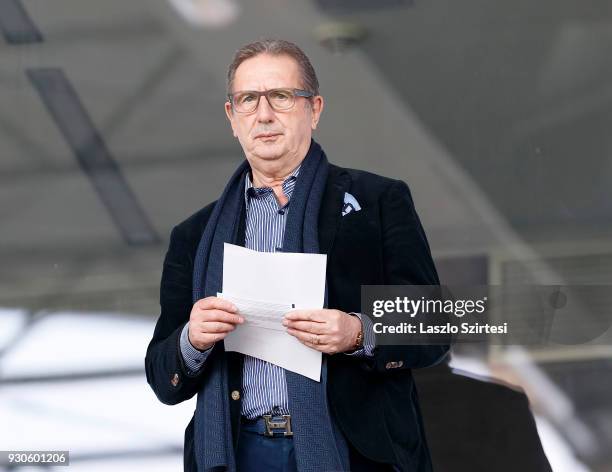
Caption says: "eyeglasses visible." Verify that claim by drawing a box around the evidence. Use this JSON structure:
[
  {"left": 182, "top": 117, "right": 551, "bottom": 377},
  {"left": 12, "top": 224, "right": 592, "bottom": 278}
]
[{"left": 228, "top": 88, "right": 314, "bottom": 113}]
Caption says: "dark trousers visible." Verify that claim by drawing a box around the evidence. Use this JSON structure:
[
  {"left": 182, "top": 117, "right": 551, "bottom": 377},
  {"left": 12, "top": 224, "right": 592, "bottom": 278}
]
[
  {"left": 235, "top": 419, "right": 298, "bottom": 472},
  {"left": 235, "top": 417, "right": 398, "bottom": 472}
]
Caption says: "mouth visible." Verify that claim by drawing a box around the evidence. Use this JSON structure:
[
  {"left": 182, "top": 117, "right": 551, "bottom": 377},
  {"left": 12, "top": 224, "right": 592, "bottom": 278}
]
[{"left": 255, "top": 133, "right": 282, "bottom": 140}]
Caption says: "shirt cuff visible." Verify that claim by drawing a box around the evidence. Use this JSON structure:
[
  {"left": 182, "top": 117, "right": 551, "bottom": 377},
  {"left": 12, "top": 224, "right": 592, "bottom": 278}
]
[
  {"left": 180, "top": 323, "right": 214, "bottom": 373},
  {"left": 344, "top": 312, "right": 376, "bottom": 358}
]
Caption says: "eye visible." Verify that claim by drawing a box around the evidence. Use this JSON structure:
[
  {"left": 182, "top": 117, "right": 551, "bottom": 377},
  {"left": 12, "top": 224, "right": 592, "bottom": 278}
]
[
  {"left": 269, "top": 90, "right": 291, "bottom": 101},
  {"left": 237, "top": 93, "right": 256, "bottom": 104}
]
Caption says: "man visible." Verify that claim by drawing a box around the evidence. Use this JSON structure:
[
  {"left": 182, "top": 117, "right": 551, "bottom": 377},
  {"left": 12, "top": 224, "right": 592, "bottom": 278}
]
[{"left": 145, "top": 39, "right": 448, "bottom": 472}]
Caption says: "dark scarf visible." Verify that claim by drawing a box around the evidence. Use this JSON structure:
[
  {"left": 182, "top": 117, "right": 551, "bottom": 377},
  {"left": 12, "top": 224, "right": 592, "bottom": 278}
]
[{"left": 192, "top": 139, "right": 350, "bottom": 471}]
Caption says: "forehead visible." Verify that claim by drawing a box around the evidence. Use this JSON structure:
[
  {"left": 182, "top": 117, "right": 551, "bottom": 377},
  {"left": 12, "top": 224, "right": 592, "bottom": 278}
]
[{"left": 232, "top": 54, "right": 301, "bottom": 91}]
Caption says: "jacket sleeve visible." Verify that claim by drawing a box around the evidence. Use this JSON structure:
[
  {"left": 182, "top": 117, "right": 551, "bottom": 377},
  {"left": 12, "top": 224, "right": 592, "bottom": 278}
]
[
  {"left": 145, "top": 225, "right": 211, "bottom": 405},
  {"left": 372, "top": 179, "right": 450, "bottom": 372}
]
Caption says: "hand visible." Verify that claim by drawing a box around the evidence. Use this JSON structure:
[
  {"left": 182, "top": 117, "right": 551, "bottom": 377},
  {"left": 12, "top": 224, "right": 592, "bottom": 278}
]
[
  {"left": 282, "top": 309, "right": 362, "bottom": 354},
  {"left": 188, "top": 296, "right": 244, "bottom": 351}
]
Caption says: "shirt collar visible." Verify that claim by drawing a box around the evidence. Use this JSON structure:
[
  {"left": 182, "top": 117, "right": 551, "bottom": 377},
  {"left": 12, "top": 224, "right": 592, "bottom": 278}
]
[{"left": 244, "top": 163, "right": 301, "bottom": 208}]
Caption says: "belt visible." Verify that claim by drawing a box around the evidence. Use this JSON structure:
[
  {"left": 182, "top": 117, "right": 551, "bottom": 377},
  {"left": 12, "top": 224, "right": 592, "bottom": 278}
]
[{"left": 241, "top": 414, "right": 294, "bottom": 437}]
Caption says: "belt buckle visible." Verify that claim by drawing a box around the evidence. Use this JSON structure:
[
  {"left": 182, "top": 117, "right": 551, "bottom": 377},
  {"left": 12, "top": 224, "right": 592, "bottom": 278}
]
[{"left": 262, "top": 414, "right": 293, "bottom": 437}]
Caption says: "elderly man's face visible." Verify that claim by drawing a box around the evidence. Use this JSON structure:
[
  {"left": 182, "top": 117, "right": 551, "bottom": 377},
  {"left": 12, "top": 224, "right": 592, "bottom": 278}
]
[{"left": 225, "top": 54, "right": 323, "bottom": 166}]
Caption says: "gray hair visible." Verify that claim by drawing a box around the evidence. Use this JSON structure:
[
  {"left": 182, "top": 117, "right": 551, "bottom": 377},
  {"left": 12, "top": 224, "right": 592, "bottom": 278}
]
[{"left": 226, "top": 39, "right": 319, "bottom": 96}]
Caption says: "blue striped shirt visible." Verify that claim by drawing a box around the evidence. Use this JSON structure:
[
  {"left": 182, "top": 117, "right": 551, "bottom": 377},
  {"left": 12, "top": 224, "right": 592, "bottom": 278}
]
[{"left": 180, "top": 163, "right": 375, "bottom": 418}]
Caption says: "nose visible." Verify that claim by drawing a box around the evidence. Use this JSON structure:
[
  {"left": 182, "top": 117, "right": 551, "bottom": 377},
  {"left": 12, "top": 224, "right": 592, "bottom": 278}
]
[{"left": 255, "top": 94, "right": 275, "bottom": 122}]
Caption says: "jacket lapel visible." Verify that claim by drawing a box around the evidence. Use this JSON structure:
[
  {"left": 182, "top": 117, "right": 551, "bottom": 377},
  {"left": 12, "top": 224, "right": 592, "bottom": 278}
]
[{"left": 318, "top": 164, "right": 351, "bottom": 256}]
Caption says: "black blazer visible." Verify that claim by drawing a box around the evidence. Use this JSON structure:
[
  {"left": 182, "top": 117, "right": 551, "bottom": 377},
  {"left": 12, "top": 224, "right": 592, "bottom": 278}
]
[{"left": 145, "top": 163, "right": 449, "bottom": 471}]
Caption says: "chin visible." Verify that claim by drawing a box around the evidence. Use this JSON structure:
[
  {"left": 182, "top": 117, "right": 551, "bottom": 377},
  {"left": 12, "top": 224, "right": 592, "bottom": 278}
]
[{"left": 252, "top": 143, "right": 286, "bottom": 160}]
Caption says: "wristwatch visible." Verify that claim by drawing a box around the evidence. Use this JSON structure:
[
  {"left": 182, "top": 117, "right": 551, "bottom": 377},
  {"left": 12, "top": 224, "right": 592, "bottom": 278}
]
[
  {"left": 354, "top": 327, "right": 364, "bottom": 350},
  {"left": 350, "top": 313, "right": 364, "bottom": 350}
]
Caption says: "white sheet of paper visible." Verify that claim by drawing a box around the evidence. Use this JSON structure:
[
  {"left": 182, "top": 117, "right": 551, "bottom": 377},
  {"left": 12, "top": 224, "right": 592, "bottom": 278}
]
[
  {"left": 217, "top": 294, "right": 293, "bottom": 332},
  {"left": 221, "top": 243, "right": 327, "bottom": 381}
]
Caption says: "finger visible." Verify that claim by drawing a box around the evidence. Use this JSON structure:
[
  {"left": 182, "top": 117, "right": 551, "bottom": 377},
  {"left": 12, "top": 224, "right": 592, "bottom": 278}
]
[
  {"left": 194, "top": 296, "right": 238, "bottom": 313},
  {"left": 283, "top": 309, "right": 324, "bottom": 322},
  {"left": 302, "top": 340, "right": 326, "bottom": 352},
  {"left": 207, "top": 309, "right": 245, "bottom": 324},
  {"left": 190, "top": 331, "right": 227, "bottom": 349},
  {"left": 199, "top": 321, "right": 237, "bottom": 333},
  {"left": 198, "top": 309, "right": 244, "bottom": 324},
  {"left": 286, "top": 328, "right": 329, "bottom": 345},
  {"left": 282, "top": 320, "right": 326, "bottom": 334}
]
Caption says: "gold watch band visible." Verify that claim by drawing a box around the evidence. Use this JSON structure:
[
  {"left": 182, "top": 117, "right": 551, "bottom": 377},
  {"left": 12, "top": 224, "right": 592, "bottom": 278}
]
[{"left": 354, "top": 320, "right": 364, "bottom": 350}]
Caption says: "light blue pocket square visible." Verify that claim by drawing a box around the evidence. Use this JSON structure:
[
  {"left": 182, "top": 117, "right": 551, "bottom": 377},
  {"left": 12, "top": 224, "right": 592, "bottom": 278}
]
[{"left": 342, "top": 192, "right": 361, "bottom": 216}]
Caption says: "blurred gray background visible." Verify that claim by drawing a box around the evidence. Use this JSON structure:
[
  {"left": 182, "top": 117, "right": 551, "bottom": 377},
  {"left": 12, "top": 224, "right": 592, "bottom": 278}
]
[{"left": 1, "top": 0, "right": 611, "bottom": 470}]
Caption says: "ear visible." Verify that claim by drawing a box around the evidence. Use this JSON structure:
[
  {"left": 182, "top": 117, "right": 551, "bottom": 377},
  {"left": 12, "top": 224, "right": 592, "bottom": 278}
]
[
  {"left": 224, "top": 101, "right": 238, "bottom": 138},
  {"left": 310, "top": 95, "right": 324, "bottom": 130}
]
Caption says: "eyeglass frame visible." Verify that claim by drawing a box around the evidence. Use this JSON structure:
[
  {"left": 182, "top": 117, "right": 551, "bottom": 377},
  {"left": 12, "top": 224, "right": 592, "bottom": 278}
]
[{"left": 227, "top": 88, "right": 315, "bottom": 113}]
